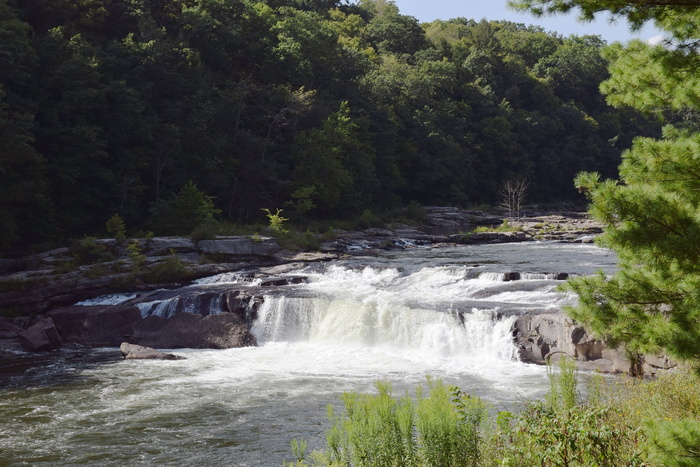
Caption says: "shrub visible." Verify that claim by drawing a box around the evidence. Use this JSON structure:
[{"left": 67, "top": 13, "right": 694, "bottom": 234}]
[
  {"left": 150, "top": 181, "right": 220, "bottom": 235},
  {"left": 105, "top": 214, "right": 127, "bottom": 244},
  {"left": 290, "top": 362, "right": 700, "bottom": 467},
  {"left": 356, "top": 209, "right": 382, "bottom": 229},
  {"left": 403, "top": 201, "right": 427, "bottom": 224},
  {"left": 288, "top": 379, "right": 486, "bottom": 467},
  {"left": 70, "top": 236, "right": 113, "bottom": 265},
  {"left": 190, "top": 218, "right": 220, "bottom": 243},
  {"left": 495, "top": 358, "right": 644, "bottom": 466},
  {"left": 262, "top": 208, "right": 289, "bottom": 234},
  {"left": 141, "top": 253, "right": 192, "bottom": 284},
  {"left": 127, "top": 240, "right": 146, "bottom": 272},
  {"left": 276, "top": 230, "right": 320, "bottom": 252}
]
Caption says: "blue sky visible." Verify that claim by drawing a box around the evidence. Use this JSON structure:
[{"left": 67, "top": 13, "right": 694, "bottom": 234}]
[{"left": 392, "top": 0, "right": 665, "bottom": 44}]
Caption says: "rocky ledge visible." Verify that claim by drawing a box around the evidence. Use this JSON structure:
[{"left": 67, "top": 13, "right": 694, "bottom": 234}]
[
  {"left": 0, "top": 207, "right": 629, "bottom": 372},
  {"left": 514, "top": 310, "right": 675, "bottom": 376}
]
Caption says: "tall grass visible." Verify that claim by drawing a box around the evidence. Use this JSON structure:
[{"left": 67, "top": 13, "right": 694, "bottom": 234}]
[{"left": 285, "top": 361, "right": 700, "bottom": 466}]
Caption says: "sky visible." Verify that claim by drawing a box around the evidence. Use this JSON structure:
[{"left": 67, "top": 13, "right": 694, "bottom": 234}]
[{"left": 392, "top": 0, "right": 665, "bottom": 44}]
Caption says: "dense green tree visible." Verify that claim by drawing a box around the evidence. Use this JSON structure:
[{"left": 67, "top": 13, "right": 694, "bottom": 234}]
[
  {"left": 361, "top": 0, "right": 427, "bottom": 55},
  {"left": 0, "top": 0, "right": 662, "bottom": 252},
  {"left": 292, "top": 101, "right": 376, "bottom": 215},
  {"left": 0, "top": 0, "right": 52, "bottom": 250},
  {"left": 150, "top": 180, "right": 220, "bottom": 235},
  {"left": 532, "top": 35, "right": 609, "bottom": 112},
  {"left": 511, "top": 0, "right": 700, "bottom": 365}
]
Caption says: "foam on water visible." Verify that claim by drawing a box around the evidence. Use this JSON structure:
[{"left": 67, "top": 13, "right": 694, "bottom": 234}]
[{"left": 75, "top": 293, "right": 137, "bottom": 306}]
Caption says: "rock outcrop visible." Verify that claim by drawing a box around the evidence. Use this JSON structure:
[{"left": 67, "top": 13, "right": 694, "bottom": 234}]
[
  {"left": 198, "top": 236, "right": 282, "bottom": 256},
  {"left": 17, "top": 317, "right": 62, "bottom": 351},
  {"left": 513, "top": 310, "right": 675, "bottom": 375},
  {"left": 120, "top": 342, "right": 186, "bottom": 360},
  {"left": 47, "top": 305, "right": 142, "bottom": 347},
  {"left": 130, "top": 312, "right": 257, "bottom": 349}
]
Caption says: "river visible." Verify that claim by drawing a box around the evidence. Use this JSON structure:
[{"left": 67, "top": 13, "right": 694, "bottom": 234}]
[{"left": 0, "top": 242, "right": 616, "bottom": 466}]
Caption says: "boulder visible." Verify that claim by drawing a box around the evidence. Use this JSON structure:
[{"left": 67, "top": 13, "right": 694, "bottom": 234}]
[
  {"left": 47, "top": 305, "right": 142, "bottom": 346},
  {"left": 131, "top": 311, "right": 257, "bottom": 349},
  {"left": 120, "top": 342, "right": 185, "bottom": 360},
  {"left": 503, "top": 272, "right": 521, "bottom": 282},
  {"left": 514, "top": 311, "right": 603, "bottom": 364},
  {"left": 18, "top": 317, "right": 62, "bottom": 351},
  {"left": 513, "top": 310, "right": 676, "bottom": 375},
  {"left": 225, "top": 290, "right": 263, "bottom": 323}
]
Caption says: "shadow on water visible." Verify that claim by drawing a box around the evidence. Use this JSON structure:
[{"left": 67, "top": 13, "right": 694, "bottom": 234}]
[{"left": 0, "top": 347, "right": 121, "bottom": 391}]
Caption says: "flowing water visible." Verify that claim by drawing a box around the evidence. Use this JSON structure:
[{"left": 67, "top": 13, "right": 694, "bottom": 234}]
[{"left": 0, "top": 242, "right": 616, "bottom": 466}]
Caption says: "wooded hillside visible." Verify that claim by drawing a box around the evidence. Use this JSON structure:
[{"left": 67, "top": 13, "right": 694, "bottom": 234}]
[{"left": 0, "top": 0, "right": 659, "bottom": 253}]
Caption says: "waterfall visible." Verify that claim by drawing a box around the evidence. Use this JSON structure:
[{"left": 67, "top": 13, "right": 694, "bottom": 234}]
[
  {"left": 136, "top": 292, "right": 225, "bottom": 318},
  {"left": 252, "top": 295, "right": 518, "bottom": 360}
]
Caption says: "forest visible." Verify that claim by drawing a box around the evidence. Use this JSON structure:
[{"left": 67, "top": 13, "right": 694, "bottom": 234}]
[{"left": 0, "top": 0, "right": 661, "bottom": 253}]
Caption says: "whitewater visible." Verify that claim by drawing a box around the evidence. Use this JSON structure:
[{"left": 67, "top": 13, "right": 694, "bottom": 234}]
[{"left": 0, "top": 242, "right": 617, "bottom": 466}]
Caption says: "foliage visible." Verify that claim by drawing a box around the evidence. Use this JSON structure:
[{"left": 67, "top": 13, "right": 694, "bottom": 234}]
[
  {"left": 151, "top": 181, "right": 221, "bottom": 236},
  {"left": 190, "top": 218, "right": 221, "bottom": 243},
  {"left": 275, "top": 230, "right": 320, "bottom": 252},
  {"left": 292, "top": 361, "right": 700, "bottom": 467},
  {"left": 140, "top": 253, "right": 192, "bottom": 284},
  {"left": 127, "top": 240, "right": 146, "bottom": 272},
  {"left": 262, "top": 208, "right": 289, "bottom": 234},
  {"left": 520, "top": 0, "right": 700, "bottom": 366},
  {"left": 288, "top": 378, "right": 486, "bottom": 467},
  {"left": 70, "top": 236, "right": 113, "bottom": 265},
  {"left": 0, "top": 277, "right": 45, "bottom": 293},
  {"left": 105, "top": 214, "right": 127, "bottom": 244},
  {"left": 0, "top": 0, "right": 661, "bottom": 253},
  {"left": 469, "top": 219, "right": 522, "bottom": 234}
]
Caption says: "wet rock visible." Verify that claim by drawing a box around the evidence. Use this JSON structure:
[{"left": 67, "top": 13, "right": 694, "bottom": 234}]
[
  {"left": 18, "top": 317, "right": 62, "bottom": 351},
  {"left": 280, "top": 252, "right": 338, "bottom": 263},
  {"left": 260, "top": 276, "right": 306, "bottom": 287},
  {"left": 503, "top": 272, "right": 521, "bottom": 282},
  {"left": 47, "top": 305, "right": 142, "bottom": 346},
  {"left": 131, "top": 312, "right": 257, "bottom": 349},
  {"left": 120, "top": 342, "right": 185, "bottom": 360},
  {"left": 225, "top": 290, "right": 263, "bottom": 323},
  {"left": 461, "top": 231, "right": 529, "bottom": 244}
]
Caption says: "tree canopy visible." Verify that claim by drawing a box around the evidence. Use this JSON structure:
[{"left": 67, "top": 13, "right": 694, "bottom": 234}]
[{"left": 0, "top": 0, "right": 660, "bottom": 253}]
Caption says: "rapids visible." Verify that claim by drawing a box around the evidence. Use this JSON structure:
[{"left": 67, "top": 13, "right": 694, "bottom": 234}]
[{"left": 0, "top": 242, "right": 616, "bottom": 466}]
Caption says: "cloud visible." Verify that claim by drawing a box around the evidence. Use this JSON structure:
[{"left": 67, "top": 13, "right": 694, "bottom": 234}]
[{"left": 646, "top": 35, "right": 665, "bottom": 45}]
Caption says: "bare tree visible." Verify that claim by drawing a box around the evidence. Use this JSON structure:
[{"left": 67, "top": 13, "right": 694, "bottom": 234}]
[{"left": 499, "top": 178, "right": 529, "bottom": 220}]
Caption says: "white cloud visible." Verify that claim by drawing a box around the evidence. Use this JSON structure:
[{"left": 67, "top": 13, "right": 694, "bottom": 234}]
[{"left": 646, "top": 34, "right": 665, "bottom": 45}]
